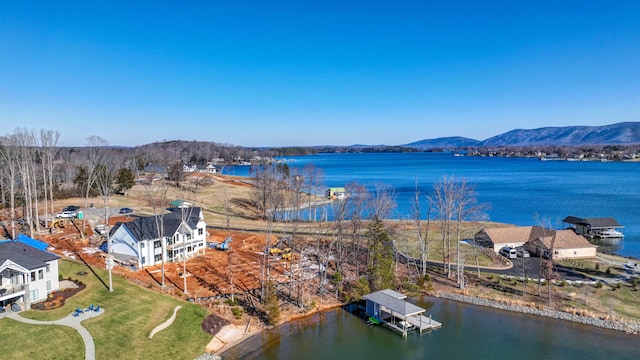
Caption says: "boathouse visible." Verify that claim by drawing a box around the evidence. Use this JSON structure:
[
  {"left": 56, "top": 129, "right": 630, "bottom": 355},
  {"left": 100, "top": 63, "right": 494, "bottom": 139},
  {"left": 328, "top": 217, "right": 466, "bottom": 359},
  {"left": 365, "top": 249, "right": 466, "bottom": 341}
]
[
  {"left": 562, "top": 216, "right": 624, "bottom": 238},
  {"left": 326, "top": 187, "right": 346, "bottom": 200},
  {"left": 363, "top": 289, "right": 441, "bottom": 337}
]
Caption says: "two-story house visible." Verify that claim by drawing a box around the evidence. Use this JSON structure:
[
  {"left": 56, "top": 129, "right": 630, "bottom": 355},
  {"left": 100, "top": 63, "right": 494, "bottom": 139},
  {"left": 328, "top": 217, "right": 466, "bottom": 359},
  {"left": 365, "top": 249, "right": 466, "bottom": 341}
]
[
  {"left": 108, "top": 207, "right": 207, "bottom": 268},
  {"left": 0, "top": 240, "right": 60, "bottom": 310}
]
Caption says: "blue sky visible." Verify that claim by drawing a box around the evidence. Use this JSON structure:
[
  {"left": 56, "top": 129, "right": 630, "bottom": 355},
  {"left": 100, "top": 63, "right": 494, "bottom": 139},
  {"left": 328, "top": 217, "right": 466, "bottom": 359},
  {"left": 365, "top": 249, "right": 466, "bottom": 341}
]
[{"left": 2, "top": 1, "right": 639, "bottom": 147}]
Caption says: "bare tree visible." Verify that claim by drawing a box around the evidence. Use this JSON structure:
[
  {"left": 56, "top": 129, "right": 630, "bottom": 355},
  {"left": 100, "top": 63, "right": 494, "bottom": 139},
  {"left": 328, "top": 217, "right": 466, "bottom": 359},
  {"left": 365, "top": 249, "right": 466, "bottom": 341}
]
[
  {"left": 410, "top": 177, "right": 431, "bottom": 277},
  {"left": 369, "top": 183, "right": 396, "bottom": 221},
  {"left": 40, "top": 130, "right": 60, "bottom": 223},
  {"left": 432, "top": 176, "right": 456, "bottom": 276},
  {"left": 94, "top": 162, "right": 115, "bottom": 292},
  {"left": 81, "top": 136, "right": 109, "bottom": 236},
  {"left": 0, "top": 134, "right": 20, "bottom": 239},
  {"left": 144, "top": 175, "right": 169, "bottom": 288}
]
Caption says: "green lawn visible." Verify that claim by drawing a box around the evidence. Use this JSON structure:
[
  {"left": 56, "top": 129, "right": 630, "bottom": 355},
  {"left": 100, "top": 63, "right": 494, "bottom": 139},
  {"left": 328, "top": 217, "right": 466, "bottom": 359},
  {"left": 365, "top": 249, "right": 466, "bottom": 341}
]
[{"left": 0, "top": 259, "right": 211, "bottom": 360}]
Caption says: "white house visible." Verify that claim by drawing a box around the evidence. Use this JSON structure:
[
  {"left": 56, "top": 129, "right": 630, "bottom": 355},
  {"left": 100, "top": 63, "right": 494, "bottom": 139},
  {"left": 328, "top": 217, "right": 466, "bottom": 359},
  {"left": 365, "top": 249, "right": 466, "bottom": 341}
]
[
  {"left": 0, "top": 240, "right": 60, "bottom": 310},
  {"left": 108, "top": 207, "right": 207, "bottom": 268}
]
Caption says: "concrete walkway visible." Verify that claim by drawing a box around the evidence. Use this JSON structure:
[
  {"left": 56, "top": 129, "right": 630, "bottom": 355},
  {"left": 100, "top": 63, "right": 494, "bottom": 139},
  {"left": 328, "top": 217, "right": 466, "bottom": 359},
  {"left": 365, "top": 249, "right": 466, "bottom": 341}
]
[
  {"left": 5, "top": 307, "right": 104, "bottom": 360},
  {"left": 149, "top": 305, "right": 182, "bottom": 338}
]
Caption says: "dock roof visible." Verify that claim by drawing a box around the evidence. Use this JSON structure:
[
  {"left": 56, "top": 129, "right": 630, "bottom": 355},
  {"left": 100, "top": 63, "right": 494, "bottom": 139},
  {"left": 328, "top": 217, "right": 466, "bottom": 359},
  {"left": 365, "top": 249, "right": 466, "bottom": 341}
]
[
  {"left": 364, "top": 290, "right": 424, "bottom": 317},
  {"left": 562, "top": 216, "right": 623, "bottom": 229}
]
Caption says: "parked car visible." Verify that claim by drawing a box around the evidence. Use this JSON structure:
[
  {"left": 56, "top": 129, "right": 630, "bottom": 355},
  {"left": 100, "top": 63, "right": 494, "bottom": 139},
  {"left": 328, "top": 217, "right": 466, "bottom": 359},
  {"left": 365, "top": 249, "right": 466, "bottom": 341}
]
[
  {"left": 499, "top": 246, "right": 518, "bottom": 259},
  {"left": 56, "top": 210, "right": 77, "bottom": 218},
  {"left": 119, "top": 207, "right": 133, "bottom": 214},
  {"left": 516, "top": 247, "right": 530, "bottom": 258},
  {"left": 64, "top": 205, "right": 80, "bottom": 212}
]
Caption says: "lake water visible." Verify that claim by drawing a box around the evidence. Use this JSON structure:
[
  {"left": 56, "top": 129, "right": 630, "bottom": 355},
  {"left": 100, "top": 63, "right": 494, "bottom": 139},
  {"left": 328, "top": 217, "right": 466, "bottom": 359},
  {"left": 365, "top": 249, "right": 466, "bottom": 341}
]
[
  {"left": 226, "top": 152, "right": 640, "bottom": 258},
  {"left": 222, "top": 297, "right": 639, "bottom": 360},
  {"left": 220, "top": 153, "right": 640, "bottom": 359}
]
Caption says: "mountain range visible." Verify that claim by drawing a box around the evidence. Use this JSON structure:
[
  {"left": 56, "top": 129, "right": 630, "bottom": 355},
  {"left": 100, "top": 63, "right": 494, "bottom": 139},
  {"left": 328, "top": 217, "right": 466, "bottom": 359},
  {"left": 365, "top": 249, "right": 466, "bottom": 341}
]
[{"left": 404, "top": 122, "right": 640, "bottom": 149}]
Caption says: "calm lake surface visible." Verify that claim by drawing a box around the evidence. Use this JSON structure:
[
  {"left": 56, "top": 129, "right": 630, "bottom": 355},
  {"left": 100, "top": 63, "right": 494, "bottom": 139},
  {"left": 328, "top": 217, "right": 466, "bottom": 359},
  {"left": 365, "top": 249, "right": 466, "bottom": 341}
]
[
  {"left": 222, "top": 297, "right": 639, "bottom": 360},
  {"left": 227, "top": 152, "right": 640, "bottom": 257}
]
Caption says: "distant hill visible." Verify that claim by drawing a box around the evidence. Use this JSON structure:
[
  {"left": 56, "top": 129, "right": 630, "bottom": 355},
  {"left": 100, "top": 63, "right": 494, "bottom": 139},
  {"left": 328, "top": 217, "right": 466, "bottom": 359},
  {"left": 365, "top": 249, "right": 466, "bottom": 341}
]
[
  {"left": 405, "top": 122, "right": 640, "bottom": 148},
  {"left": 404, "top": 137, "right": 482, "bottom": 149},
  {"left": 481, "top": 122, "right": 640, "bottom": 146}
]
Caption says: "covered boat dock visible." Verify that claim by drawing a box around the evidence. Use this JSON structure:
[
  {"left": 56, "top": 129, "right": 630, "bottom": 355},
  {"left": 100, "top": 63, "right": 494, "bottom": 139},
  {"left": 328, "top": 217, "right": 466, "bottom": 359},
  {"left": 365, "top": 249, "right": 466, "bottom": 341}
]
[{"left": 363, "top": 289, "right": 441, "bottom": 337}]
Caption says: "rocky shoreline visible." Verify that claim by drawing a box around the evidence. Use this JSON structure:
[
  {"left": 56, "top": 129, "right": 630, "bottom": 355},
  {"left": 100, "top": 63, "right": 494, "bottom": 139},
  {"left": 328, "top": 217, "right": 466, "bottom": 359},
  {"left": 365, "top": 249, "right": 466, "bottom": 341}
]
[{"left": 438, "top": 292, "right": 640, "bottom": 334}]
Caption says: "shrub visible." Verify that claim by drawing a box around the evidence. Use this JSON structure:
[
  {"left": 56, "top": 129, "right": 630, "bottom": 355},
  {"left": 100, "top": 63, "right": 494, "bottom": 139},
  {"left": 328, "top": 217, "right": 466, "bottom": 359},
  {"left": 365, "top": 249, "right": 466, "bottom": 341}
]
[
  {"left": 231, "top": 307, "right": 242, "bottom": 319},
  {"left": 595, "top": 281, "right": 603, "bottom": 289}
]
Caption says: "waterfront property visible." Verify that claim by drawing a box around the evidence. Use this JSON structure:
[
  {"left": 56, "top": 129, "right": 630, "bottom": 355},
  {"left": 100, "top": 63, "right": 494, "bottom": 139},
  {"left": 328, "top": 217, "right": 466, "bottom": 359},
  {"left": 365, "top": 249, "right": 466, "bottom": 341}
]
[
  {"left": 526, "top": 229, "right": 598, "bottom": 259},
  {"left": 0, "top": 239, "right": 60, "bottom": 310},
  {"left": 562, "top": 216, "right": 624, "bottom": 239},
  {"left": 363, "top": 289, "right": 441, "bottom": 337},
  {"left": 326, "top": 187, "right": 346, "bottom": 200},
  {"left": 108, "top": 207, "right": 207, "bottom": 268},
  {"left": 475, "top": 226, "right": 597, "bottom": 260}
]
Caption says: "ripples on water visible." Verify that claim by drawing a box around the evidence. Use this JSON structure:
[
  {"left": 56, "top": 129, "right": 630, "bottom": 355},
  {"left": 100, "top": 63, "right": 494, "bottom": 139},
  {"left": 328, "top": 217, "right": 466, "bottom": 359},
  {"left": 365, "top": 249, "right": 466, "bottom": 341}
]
[{"left": 262, "top": 152, "right": 640, "bottom": 257}]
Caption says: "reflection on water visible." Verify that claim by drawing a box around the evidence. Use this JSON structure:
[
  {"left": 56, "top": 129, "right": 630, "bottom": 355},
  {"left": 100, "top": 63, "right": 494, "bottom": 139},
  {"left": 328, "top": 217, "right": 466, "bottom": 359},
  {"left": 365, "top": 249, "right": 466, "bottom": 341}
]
[{"left": 221, "top": 297, "right": 638, "bottom": 360}]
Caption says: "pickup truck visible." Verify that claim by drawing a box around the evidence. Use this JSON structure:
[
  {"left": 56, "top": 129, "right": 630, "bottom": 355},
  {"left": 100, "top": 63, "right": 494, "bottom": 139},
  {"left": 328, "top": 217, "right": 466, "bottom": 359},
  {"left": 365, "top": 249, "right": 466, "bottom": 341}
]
[{"left": 56, "top": 211, "right": 77, "bottom": 218}]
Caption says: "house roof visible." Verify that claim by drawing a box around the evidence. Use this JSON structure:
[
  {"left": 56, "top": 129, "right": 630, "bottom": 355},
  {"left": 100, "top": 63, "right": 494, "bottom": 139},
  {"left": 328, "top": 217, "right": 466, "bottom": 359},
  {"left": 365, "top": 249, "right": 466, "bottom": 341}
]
[
  {"left": 562, "top": 216, "right": 623, "bottom": 229},
  {"left": 536, "top": 229, "right": 597, "bottom": 250},
  {"left": 16, "top": 234, "right": 50, "bottom": 251},
  {"left": 110, "top": 207, "right": 202, "bottom": 242},
  {"left": 480, "top": 226, "right": 555, "bottom": 245},
  {"left": 364, "top": 290, "right": 424, "bottom": 317},
  {"left": 0, "top": 241, "right": 60, "bottom": 270}
]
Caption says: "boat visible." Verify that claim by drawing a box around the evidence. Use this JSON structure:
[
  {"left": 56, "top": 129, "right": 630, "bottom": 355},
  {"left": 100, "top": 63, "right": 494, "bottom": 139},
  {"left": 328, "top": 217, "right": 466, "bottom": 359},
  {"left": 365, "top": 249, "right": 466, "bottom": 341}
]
[
  {"left": 367, "top": 316, "right": 381, "bottom": 325},
  {"left": 594, "top": 229, "right": 624, "bottom": 238}
]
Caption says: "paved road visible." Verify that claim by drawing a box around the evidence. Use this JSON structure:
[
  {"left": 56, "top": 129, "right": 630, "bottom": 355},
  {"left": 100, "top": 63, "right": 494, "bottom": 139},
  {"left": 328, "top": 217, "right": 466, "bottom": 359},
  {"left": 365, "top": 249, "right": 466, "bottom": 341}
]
[{"left": 5, "top": 307, "right": 104, "bottom": 360}]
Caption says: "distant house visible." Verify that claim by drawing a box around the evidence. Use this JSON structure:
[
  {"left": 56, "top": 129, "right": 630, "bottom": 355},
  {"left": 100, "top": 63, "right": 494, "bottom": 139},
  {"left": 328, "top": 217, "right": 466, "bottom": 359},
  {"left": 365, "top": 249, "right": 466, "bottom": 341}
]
[
  {"left": 108, "top": 207, "right": 207, "bottom": 268},
  {"left": 526, "top": 229, "right": 597, "bottom": 259},
  {"left": 475, "top": 226, "right": 597, "bottom": 259},
  {"left": 474, "top": 226, "right": 553, "bottom": 252},
  {"left": 0, "top": 240, "right": 60, "bottom": 310},
  {"left": 326, "top": 187, "right": 346, "bottom": 200},
  {"left": 562, "top": 216, "right": 624, "bottom": 238},
  {"left": 182, "top": 164, "right": 197, "bottom": 173}
]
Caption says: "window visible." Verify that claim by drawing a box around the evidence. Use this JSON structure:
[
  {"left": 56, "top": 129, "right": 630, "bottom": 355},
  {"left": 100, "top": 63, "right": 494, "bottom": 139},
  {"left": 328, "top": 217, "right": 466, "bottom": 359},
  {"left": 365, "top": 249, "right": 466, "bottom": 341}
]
[
  {"left": 141, "top": 256, "right": 146, "bottom": 264},
  {"left": 46, "top": 280, "right": 51, "bottom": 291},
  {"left": 154, "top": 254, "right": 162, "bottom": 262},
  {"left": 140, "top": 242, "right": 145, "bottom": 248},
  {"left": 198, "top": 228, "right": 204, "bottom": 236},
  {"left": 31, "top": 272, "right": 36, "bottom": 282},
  {"left": 46, "top": 264, "right": 50, "bottom": 273},
  {"left": 154, "top": 240, "right": 161, "bottom": 249},
  {"left": 38, "top": 269, "right": 44, "bottom": 280},
  {"left": 30, "top": 289, "right": 39, "bottom": 301}
]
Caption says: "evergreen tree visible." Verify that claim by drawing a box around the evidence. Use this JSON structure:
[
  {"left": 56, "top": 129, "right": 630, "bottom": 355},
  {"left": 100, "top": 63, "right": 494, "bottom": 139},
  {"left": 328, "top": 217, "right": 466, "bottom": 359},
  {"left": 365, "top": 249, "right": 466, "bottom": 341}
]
[
  {"left": 114, "top": 167, "right": 135, "bottom": 193},
  {"left": 366, "top": 217, "right": 394, "bottom": 291}
]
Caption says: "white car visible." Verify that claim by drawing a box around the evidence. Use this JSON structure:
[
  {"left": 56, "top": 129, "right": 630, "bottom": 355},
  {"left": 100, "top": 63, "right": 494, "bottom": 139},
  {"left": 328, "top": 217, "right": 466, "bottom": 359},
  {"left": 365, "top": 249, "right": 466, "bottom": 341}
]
[
  {"left": 56, "top": 211, "right": 77, "bottom": 218},
  {"left": 499, "top": 246, "right": 518, "bottom": 259}
]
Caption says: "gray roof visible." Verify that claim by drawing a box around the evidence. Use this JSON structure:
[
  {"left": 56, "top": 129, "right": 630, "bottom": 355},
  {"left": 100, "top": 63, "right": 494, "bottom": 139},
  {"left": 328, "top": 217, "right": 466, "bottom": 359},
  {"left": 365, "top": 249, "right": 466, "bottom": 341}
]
[
  {"left": 563, "top": 216, "right": 623, "bottom": 229},
  {"left": 0, "top": 241, "right": 60, "bottom": 270},
  {"left": 110, "top": 207, "right": 202, "bottom": 242},
  {"left": 364, "top": 290, "right": 425, "bottom": 317}
]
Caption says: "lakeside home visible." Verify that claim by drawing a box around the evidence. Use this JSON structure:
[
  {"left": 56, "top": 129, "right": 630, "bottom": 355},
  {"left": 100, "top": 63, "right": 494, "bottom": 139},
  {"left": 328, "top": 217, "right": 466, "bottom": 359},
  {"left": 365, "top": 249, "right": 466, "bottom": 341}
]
[
  {"left": 0, "top": 239, "right": 60, "bottom": 310},
  {"left": 475, "top": 226, "right": 597, "bottom": 260},
  {"left": 108, "top": 207, "right": 207, "bottom": 268}
]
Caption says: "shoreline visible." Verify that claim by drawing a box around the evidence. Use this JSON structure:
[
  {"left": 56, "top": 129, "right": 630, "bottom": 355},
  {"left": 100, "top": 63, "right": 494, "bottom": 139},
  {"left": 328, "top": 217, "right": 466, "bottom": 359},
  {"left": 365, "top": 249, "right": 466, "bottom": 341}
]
[
  {"left": 437, "top": 292, "right": 640, "bottom": 335},
  {"left": 214, "top": 290, "right": 639, "bottom": 357}
]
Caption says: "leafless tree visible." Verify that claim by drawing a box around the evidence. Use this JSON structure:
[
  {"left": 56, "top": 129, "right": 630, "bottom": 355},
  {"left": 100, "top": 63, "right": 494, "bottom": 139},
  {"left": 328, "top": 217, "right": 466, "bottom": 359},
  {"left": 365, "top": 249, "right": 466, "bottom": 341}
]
[
  {"left": 431, "top": 176, "right": 456, "bottom": 276},
  {"left": 40, "top": 130, "right": 60, "bottom": 225},
  {"left": 451, "top": 178, "right": 488, "bottom": 289},
  {"left": 369, "top": 183, "right": 396, "bottom": 221},
  {"left": 81, "top": 136, "right": 109, "bottom": 236},
  {"left": 410, "top": 177, "right": 432, "bottom": 277},
  {"left": 0, "top": 134, "right": 20, "bottom": 239},
  {"left": 144, "top": 175, "right": 169, "bottom": 289},
  {"left": 94, "top": 161, "right": 115, "bottom": 292}
]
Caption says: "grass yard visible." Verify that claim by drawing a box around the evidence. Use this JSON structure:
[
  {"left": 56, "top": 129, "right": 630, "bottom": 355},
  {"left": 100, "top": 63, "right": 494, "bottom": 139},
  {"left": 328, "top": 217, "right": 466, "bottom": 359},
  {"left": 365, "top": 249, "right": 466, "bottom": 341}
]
[
  {"left": 0, "top": 259, "right": 211, "bottom": 360},
  {"left": 0, "top": 320, "right": 84, "bottom": 359}
]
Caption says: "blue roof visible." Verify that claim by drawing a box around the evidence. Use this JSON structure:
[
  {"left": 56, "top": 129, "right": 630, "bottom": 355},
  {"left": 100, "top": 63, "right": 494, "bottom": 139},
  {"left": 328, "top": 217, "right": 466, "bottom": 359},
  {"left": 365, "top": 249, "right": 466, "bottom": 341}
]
[{"left": 16, "top": 234, "right": 50, "bottom": 251}]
